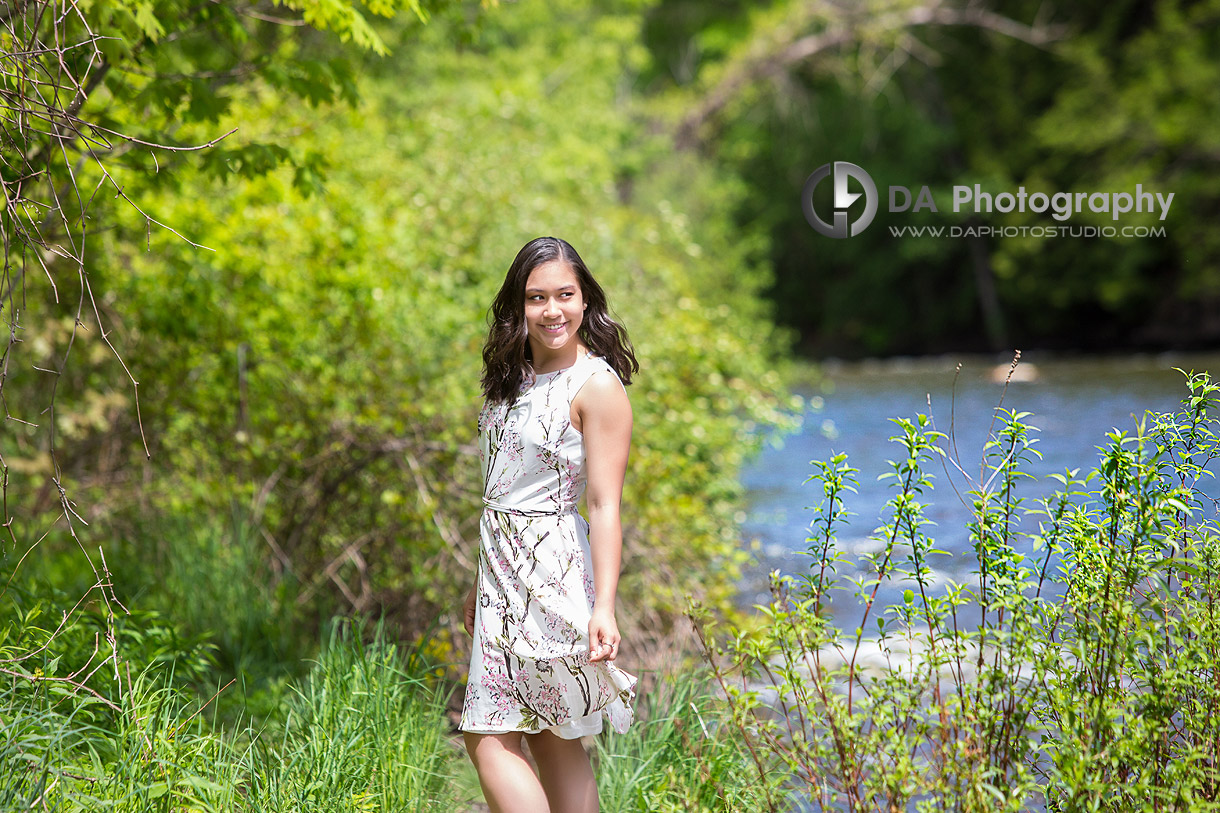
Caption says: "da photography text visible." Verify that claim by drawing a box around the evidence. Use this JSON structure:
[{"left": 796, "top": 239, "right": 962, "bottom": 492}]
[{"left": 802, "top": 161, "right": 1174, "bottom": 239}]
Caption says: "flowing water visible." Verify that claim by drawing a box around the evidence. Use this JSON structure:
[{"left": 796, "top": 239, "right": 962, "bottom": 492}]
[{"left": 739, "top": 352, "right": 1220, "bottom": 623}]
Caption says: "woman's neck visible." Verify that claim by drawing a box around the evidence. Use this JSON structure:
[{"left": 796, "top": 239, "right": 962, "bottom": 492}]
[{"left": 530, "top": 342, "right": 588, "bottom": 375}]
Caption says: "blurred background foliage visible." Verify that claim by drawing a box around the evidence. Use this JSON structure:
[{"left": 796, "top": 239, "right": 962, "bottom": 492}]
[
  {"left": 4, "top": 0, "right": 800, "bottom": 691},
  {"left": 641, "top": 0, "right": 1219, "bottom": 356},
  {"left": 3, "top": 0, "right": 1218, "bottom": 806}
]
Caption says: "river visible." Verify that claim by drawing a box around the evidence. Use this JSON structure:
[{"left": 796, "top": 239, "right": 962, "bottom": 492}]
[{"left": 739, "top": 352, "right": 1220, "bottom": 624}]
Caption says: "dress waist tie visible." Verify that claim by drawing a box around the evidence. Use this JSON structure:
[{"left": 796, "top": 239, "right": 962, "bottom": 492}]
[{"left": 482, "top": 497, "right": 578, "bottom": 518}]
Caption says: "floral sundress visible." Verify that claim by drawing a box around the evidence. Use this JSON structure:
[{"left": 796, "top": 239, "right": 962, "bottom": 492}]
[{"left": 459, "top": 352, "right": 636, "bottom": 739}]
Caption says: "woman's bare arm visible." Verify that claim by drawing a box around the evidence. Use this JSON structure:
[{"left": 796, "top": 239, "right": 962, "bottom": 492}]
[{"left": 574, "top": 371, "right": 632, "bottom": 661}]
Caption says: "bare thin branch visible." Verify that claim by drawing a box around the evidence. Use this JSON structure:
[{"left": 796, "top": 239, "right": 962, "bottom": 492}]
[{"left": 677, "top": 0, "right": 1066, "bottom": 148}]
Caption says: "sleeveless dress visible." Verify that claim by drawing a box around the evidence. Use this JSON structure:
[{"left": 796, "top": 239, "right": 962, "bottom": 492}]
[{"left": 460, "top": 352, "right": 636, "bottom": 739}]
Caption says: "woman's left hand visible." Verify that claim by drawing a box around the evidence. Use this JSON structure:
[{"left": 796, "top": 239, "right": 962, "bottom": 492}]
[{"left": 588, "top": 606, "right": 620, "bottom": 662}]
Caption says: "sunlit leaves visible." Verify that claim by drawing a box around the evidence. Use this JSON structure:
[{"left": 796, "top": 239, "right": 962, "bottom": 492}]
[{"left": 691, "top": 370, "right": 1220, "bottom": 809}]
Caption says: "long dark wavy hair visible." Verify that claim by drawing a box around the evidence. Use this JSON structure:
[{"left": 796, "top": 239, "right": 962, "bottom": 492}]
[{"left": 482, "top": 236, "right": 639, "bottom": 404}]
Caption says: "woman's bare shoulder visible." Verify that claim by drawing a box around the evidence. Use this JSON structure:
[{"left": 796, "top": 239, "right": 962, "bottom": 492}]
[{"left": 577, "top": 367, "right": 629, "bottom": 406}]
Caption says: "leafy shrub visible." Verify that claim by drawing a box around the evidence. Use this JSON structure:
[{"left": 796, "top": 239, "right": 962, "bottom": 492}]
[{"left": 692, "top": 370, "right": 1220, "bottom": 811}]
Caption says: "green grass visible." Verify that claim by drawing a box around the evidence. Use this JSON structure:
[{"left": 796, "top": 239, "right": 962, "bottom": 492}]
[
  {"left": 241, "top": 618, "right": 458, "bottom": 812},
  {"left": 1, "top": 598, "right": 770, "bottom": 811},
  {"left": 0, "top": 610, "right": 463, "bottom": 811},
  {"left": 595, "top": 673, "right": 780, "bottom": 812}
]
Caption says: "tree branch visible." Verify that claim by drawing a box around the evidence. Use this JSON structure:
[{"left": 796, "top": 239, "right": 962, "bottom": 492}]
[
  {"left": 0, "top": 0, "right": 32, "bottom": 25},
  {"left": 676, "top": 0, "right": 1066, "bottom": 149}
]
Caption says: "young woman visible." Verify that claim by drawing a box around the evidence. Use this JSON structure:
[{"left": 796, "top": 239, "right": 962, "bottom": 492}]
[{"left": 460, "top": 236, "right": 639, "bottom": 812}]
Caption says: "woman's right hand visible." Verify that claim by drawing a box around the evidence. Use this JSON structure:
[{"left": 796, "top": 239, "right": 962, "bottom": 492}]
[{"left": 463, "top": 585, "right": 477, "bottom": 636}]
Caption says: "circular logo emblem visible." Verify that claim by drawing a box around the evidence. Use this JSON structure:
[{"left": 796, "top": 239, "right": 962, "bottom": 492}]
[{"left": 802, "top": 162, "right": 878, "bottom": 238}]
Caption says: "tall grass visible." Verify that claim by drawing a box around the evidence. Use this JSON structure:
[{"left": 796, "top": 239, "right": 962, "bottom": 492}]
[
  {"left": 242, "top": 618, "right": 457, "bottom": 812},
  {"left": 5, "top": 502, "right": 777, "bottom": 811},
  {"left": 595, "top": 672, "right": 782, "bottom": 812},
  {"left": 1, "top": 656, "right": 244, "bottom": 811},
  {"left": 1, "top": 603, "right": 459, "bottom": 811}
]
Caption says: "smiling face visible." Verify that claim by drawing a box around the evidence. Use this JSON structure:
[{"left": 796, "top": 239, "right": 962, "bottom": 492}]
[{"left": 524, "top": 260, "right": 586, "bottom": 363}]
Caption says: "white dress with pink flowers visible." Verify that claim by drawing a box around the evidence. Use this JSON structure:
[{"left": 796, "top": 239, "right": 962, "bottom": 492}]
[{"left": 459, "top": 353, "right": 636, "bottom": 739}]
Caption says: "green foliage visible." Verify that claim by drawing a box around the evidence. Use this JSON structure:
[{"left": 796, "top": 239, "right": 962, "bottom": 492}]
[
  {"left": 641, "top": 0, "right": 1220, "bottom": 354},
  {"left": 1, "top": 579, "right": 218, "bottom": 710},
  {"left": 692, "top": 370, "right": 1220, "bottom": 811},
  {"left": 638, "top": 0, "right": 1024, "bottom": 354},
  {"left": 594, "top": 673, "right": 781, "bottom": 812},
  {"left": 945, "top": 0, "right": 1220, "bottom": 349},
  {"left": 0, "top": 603, "right": 458, "bottom": 811},
  {"left": 4, "top": 0, "right": 801, "bottom": 658},
  {"left": 242, "top": 618, "right": 457, "bottom": 812}
]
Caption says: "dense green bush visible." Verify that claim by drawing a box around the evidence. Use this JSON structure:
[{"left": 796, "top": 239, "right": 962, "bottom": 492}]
[
  {"left": 4, "top": 0, "right": 799, "bottom": 663},
  {"left": 693, "top": 370, "right": 1220, "bottom": 811}
]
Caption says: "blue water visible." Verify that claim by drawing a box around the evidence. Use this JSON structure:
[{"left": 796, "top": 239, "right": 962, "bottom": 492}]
[{"left": 739, "top": 353, "right": 1220, "bottom": 622}]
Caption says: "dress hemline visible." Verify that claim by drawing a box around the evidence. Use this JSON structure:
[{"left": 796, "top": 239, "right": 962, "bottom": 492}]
[{"left": 459, "top": 712, "right": 605, "bottom": 740}]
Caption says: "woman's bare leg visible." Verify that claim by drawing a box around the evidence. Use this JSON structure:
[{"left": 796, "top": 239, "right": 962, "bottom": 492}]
[
  {"left": 463, "top": 732, "right": 551, "bottom": 813},
  {"left": 526, "top": 729, "right": 598, "bottom": 813}
]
